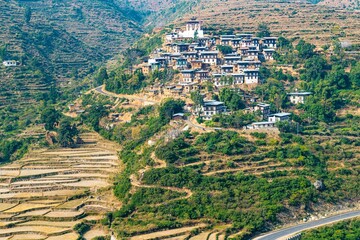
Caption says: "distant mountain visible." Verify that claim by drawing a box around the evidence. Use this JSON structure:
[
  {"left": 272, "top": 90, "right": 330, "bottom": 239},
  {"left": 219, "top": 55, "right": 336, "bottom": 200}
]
[{"left": 0, "top": 0, "right": 194, "bottom": 112}]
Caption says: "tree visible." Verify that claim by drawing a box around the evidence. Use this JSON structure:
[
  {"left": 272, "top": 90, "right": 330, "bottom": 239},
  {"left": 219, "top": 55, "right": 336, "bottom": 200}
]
[
  {"left": 159, "top": 99, "right": 185, "bottom": 122},
  {"left": 257, "top": 22, "right": 271, "bottom": 38},
  {"left": 350, "top": 62, "right": 360, "bottom": 89},
  {"left": 40, "top": 107, "right": 61, "bottom": 131},
  {"left": 95, "top": 67, "right": 108, "bottom": 86},
  {"left": 277, "top": 37, "right": 292, "bottom": 50},
  {"left": 57, "top": 119, "right": 79, "bottom": 147},
  {"left": 219, "top": 88, "right": 245, "bottom": 111},
  {"left": 24, "top": 7, "right": 32, "bottom": 24},
  {"left": 216, "top": 45, "right": 233, "bottom": 55},
  {"left": 296, "top": 40, "right": 316, "bottom": 59},
  {"left": 83, "top": 104, "right": 108, "bottom": 131}
]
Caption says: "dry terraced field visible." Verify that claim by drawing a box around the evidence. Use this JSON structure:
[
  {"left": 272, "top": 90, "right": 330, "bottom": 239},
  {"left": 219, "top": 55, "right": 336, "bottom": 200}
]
[
  {"left": 0, "top": 132, "right": 120, "bottom": 240},
  {"left": 177, "top": 0, "right": 360, "bottom": 46}
]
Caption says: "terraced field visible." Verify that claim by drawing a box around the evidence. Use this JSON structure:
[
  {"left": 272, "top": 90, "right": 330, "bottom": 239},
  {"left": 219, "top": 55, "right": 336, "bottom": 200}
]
[
  {"left": 0, "top": 132, "right": 120, "bottom": 240},
  {"left": 179, "top": 0, "right": 360, "bottom": 46}
]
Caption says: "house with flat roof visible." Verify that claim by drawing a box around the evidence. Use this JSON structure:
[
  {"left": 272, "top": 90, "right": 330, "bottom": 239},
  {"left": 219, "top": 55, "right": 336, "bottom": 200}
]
[
  {"left": 262, "top": 37, "right": 277, "bottom": 49},
  {"left": 221, "top": 65, "right": 234, "bottom": 73},
  {"left": 253, "top": 103, "right": 271, "bottom": 119},
  {"left": 199, "top": 51, "right": 219, "bottom": 65},
  {"left": 288, "top": 92, "right": 312, "bottom": 104},
  {"left": 3, "top": 60, "right": 18, "bottom": 67},
  {"left": 197, "top": 100, "right": 227, "bottom": 120},
  {"left": 263, "top": 48, "right": 276, "bottom": 60},
  {"left": 244, "top": 69, "right": 260, "bottom": 84},
  {"left": 181, "top": 70, "right": 196, "bottom": 83},
  {"left": 268, "top": 113, "right": 291, "bottom": 122}
]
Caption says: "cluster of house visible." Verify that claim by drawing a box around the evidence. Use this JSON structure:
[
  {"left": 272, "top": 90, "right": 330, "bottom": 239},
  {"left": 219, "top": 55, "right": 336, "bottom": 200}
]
[
  {"left": 246, "top": 91, "right": 312, "bottom": 129},
  {"left": 141, "top": 18, "right": 278, "bottom": 96},
  {"left": 135, "top": 18, "right": 313, "bottom": 129}
]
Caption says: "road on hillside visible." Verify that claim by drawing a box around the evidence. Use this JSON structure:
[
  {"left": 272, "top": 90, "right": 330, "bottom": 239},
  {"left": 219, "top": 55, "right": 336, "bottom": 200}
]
[
  {"left": 253, "top": 210, "right": 360, "bottom": 240},
  {"left": 94, "top": 85, "right": 158, "bottom": 104}
]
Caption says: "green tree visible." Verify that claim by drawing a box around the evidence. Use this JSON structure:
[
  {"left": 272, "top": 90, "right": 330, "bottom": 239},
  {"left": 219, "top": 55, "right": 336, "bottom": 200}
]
[
  {"left": 219, "top": 88, "right": 245, "bottom": 111},
  {"left": 296, "top": 40, "right": 316, "bottom": 59},
  {"left": 95, "top": 67, "right": 108, "bottom": 86},
  {"left": 40, "top": 107, "right": 61, "bottom": 131},
  {"left": 24, "top": 7, "right": 32, "bottom": 24},
  {"left": 256, "top": 22, "right": 271, "bottom": 38},
  {"left": 216, "top": 45, "right": 233, "bottom": 55},
  {"left": 350, "top": 62, "right": 360, "bottom": 89},
  {"left": 159, "top": 99, "right": 185, "bottom": 122},
  {"left": 57, "top": 119, "right": 79, "bottom": 147}
]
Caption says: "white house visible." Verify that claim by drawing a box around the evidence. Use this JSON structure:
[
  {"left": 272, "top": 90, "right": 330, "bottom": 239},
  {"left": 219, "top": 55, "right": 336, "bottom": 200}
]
[
  {"left": 178, "top": 19, "right": 204, "bottom": 39},
  {"left": 197, "top": 100, "right": 227, "bottom": 120},
  {"left": 2, "top": 60, "right": 18, "bottom": 67},
  {"left": 253, "top": 103, "right": 271, "bottom": 119},
  {"left": 199, "top": 51, "right": 219, "bottom": 65},
  {"left": 268, "top": 113, "right": 291, "bottom": 122},
  {"left": 288, "top": 92, "right": 312, "bottom": 104},
  {"left": 244, "top": 69, "right": 260, "bottom": 84}
]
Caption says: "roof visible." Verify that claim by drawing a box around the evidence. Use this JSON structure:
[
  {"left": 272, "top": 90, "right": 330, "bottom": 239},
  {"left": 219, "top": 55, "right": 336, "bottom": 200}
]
[
  {"left": 173, "top": 113, "right": 185, "bottom": 117},
  {"left": 271, "top": 113, "right": 291, "bottom": 117},
  {"left": 288, "top": 92, "right": 312, "bottom": 96},
  {"left": 251, "top": 121, "right": 275, "bottom": 125},
  {"left": 204, "top": 100, "right": 225, "bottom": 106},
  {"left": 181, "top": 69, "right": 195, "bottom": 73},
  {"left": 263, "top": 37, "right": 278, "bottom": 40},
  {"left": 200, "top": 51, "right": 219, "bottom": 55},
  {"left": 257, "top": 103, "right": 270, "bottom": 107},
  {"left": 224, "top": 56, "right": 242, "bottom": 59},
  {"left": 263, "top": 49, "right": 276, "bottom": 52},
  {"left": 221, "top": 65, "right": 234, "bottom": 68},
  {"left": 244, "top": 68, "right": 260, "bottom": 72}
]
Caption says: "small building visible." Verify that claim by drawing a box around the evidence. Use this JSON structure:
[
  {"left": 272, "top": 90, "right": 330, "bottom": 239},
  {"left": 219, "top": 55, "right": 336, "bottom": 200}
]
[
  {"left": 199, "top": 51, "right": 219, "bottom": 65},
  {"left": 288, "top": 92, "right": 312, "bottom": 104},
  {"left": 181, "top": 70, "right": 196, "bottom": 82},
  {"left": 262, "top": 37, "right": 277, "bottom": 49},
  {"left": 191, "top": 60, "right": 204, "bottom": 69},
  {"left": 224, "top": 56, "right": 242, "bottom": 65},
  {"left": 173, "top": 43, "right": 190, "bottom": 53},
  {"left": 246, "top": 121, "right": 275, "bottom": 129},
  {"left": 244, "top": 68, "right": 260, "bottom": 84},
  {"left": 231, "top": 73, "right": 245, "bottom": 85},
  {"left": 221, "top": 65, "right": 234, "bottom": 73},
  {"left": 268, "top": 113, "right": 291, "bottom": 122},
  {"left": 176, "top": 58, "right": 188, "bottom": 69},
  {"left": 263, "top": 49, "right": 276, "bottom": 60},
  {"left": 195, "top": 70, "right": 209, "bottom": 81},
  {"left": 178, "top": 82, "right": 199, "bottom": 93},
  {"left": 198, "top": 100, "right": 227, "bottom": 120},
  {"left": 253, "top": 103, "right": 271, "bottom": 119},
  {"left": 2, "top": 60, "right": 18, "bottom": 67},
  {"left": 182, "top": 51, "right": 198, "bottom": 61}
]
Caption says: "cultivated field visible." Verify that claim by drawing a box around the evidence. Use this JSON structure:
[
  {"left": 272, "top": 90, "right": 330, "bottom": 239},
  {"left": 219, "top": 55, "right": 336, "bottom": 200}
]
[
  {"left": 0, "top": 132, "right": 120, "bottom": 239},
  {"left": 177, "top": 0, "right": 360, "bottom": 46}
]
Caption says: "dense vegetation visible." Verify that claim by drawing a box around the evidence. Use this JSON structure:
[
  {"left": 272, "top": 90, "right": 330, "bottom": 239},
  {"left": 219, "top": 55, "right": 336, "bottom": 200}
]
[{"left": 302, "top": 218, "right": 360, "bottom": 239}]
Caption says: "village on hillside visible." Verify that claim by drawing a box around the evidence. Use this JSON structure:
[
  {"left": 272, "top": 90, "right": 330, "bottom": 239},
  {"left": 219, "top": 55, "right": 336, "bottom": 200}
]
[{"left": 125, "top": 18, "right": 311, "bottom": 130}]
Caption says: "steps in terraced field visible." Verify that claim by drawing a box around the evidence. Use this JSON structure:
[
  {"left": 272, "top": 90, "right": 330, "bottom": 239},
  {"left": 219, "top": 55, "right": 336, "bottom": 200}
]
[{"left": 0, "top": 132, "right": 120, "bottom": 239}]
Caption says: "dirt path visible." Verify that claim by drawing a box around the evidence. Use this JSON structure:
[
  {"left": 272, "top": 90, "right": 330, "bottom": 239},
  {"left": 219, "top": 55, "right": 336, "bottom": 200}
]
[{"left": 130, "top": 155, "right": 193, "bottom": 206}]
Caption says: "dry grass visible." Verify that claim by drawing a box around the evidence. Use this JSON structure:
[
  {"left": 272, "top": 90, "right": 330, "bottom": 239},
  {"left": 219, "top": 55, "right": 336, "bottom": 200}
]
[{"left": 176, "top": 0, "right": 360, "bottom": 46}]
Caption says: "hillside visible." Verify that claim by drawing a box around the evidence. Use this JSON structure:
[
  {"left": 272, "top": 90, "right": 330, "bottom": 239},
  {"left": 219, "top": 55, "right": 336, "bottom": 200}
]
[
  {"left": 318, "top": 0, "right": 360, "bottom": 9},
  {"left": 174, "top": 0, "right": 360, "bottom": 47}
]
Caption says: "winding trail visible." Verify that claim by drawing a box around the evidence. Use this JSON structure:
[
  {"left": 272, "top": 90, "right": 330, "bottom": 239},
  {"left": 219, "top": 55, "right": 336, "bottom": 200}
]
[{"left": 129, "top": 151, "right": 193, "bottom": 206}]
